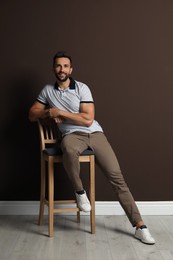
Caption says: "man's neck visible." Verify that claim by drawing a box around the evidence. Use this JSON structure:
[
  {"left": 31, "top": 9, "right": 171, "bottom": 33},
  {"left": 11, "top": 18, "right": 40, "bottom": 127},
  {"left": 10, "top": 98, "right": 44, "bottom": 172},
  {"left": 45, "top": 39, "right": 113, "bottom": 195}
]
[{"left": 57, "top": 78, "right": 71, "bottom": 90}]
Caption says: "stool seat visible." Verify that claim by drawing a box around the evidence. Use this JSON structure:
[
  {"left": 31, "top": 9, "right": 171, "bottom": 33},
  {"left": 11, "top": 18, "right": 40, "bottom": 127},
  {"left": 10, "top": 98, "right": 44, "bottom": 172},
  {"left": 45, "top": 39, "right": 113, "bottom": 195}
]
[
  {"left": 43, "top": 147, "right": 95, "bottom": 156},
  {"left": 37, "top": 119, "right": 96, "bottom": 237}
]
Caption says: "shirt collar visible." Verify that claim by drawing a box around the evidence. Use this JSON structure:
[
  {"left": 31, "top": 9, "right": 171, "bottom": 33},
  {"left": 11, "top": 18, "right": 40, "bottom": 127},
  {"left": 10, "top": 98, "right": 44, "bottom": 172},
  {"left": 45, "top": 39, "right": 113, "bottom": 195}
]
[{"left": 54, "top": 77, "right": 75, "bottom": 90}]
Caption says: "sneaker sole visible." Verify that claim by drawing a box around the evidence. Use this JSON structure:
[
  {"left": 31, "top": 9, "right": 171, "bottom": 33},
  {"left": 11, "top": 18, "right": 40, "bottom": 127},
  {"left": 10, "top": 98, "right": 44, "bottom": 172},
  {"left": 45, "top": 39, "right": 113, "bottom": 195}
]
[{"left": 135, "top": 235, "right": 155, "bottom": 245}]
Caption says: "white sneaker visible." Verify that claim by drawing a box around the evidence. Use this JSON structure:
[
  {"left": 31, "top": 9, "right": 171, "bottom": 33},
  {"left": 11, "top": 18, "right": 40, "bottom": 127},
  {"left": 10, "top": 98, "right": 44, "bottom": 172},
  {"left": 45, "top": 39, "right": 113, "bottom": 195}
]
[
  {"left": 75, "top": 191, "right": 91, "bottom": 212},
  {"left": 135, "top": 226, "right": 155, "bottom": 244}
]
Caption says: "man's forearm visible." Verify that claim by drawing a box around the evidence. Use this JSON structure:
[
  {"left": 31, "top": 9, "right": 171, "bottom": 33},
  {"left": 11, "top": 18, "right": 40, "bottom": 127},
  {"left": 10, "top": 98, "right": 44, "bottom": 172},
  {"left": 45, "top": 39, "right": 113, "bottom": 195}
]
[
  {"left": 59, "top": 110, "right": 93, "bottom": 127},
  {"left": 29, "top": 108, "right": 50, "bottom": 122},
  {"left": 48, "top": 107, "right": 93, "bottom": 127}
]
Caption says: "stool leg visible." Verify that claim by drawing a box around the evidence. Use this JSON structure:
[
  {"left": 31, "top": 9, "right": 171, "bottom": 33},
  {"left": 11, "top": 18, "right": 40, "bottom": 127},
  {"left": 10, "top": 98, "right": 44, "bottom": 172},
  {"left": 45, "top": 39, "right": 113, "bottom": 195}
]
[
  {"left": 48, "top": 157, "right": 54, "bottom": 237},
  {"left": 39, "top": 157, "right": 46, "bottom": 225},
  {"left": 90, "top": 155, "right": 95, "bottom": 234},
  {"left": 77, "top": 211, "right": 80, "bottom": 223}
]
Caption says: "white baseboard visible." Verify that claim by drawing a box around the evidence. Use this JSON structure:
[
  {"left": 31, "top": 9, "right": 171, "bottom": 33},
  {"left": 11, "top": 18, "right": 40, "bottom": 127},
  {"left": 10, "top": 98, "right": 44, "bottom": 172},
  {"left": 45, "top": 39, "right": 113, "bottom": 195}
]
[{"left": 0, "top": 201, "right": 173, "bottom": 215}]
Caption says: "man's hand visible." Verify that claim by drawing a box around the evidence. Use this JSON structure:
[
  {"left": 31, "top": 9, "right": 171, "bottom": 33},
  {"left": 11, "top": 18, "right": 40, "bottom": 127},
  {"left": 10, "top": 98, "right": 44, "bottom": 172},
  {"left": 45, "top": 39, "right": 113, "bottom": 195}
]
[
  {"left": 49, "top": 108, "right": 63, "bottom": 123},
  {"left": 49, "top": 107, "right": 61, "bottom": 118}
]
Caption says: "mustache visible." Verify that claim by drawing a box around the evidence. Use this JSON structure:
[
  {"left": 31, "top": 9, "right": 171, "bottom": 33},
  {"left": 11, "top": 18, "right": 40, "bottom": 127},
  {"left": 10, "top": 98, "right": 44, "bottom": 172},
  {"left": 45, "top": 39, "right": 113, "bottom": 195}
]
[
  {"left": 58, "top": 72, "right": 66, "bottom": 75},
  {"left": 55, "top": 73, "right": 70, "bottom": 82}
]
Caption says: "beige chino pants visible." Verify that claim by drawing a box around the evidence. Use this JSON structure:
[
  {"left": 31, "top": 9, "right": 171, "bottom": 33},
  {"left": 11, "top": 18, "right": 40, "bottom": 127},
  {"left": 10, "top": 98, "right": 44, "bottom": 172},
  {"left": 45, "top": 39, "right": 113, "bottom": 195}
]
[{"left": 60, "top": 131, "right": 142, "bottom": 227}]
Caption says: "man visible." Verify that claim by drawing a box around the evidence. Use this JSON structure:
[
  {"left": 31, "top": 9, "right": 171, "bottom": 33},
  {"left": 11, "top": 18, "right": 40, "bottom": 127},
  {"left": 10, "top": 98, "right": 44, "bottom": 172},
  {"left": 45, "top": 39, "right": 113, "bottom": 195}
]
[{"left": 29, "top": 51, "right": 155, "bottom": 244}]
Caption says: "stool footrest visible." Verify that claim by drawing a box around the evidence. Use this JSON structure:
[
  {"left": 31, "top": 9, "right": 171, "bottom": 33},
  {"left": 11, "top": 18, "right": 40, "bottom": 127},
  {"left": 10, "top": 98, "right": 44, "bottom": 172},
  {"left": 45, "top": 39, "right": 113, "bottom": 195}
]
[
  {"left": 44, "top": 199, "right": 80, "bottom": 213},
  {"left": 44, "top": 199, "right": 78, "bottom": 205},
  {"left": 54, "top": 200, "right": 77, "bottom": 204},
  {"left": 53, "top": 208, "right": 80, "bottom": 213}
]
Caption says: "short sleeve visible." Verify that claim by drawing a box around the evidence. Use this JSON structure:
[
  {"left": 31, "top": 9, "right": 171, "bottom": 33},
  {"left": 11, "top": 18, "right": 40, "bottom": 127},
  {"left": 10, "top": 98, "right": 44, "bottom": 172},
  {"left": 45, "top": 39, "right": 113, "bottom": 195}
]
[
  {"left": 79, "top": 83, "right": 94, "bottom": 103},
  {"left": 37, "top": 86, "right": 49, "bottom": 105}
]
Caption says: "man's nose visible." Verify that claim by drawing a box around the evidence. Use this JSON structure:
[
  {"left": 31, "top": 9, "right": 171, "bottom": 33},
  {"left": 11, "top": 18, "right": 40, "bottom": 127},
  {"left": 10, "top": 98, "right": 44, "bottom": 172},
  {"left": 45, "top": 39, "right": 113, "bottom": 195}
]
[{"left": 60, "top": 66, "right": 65, "bottom": 72}]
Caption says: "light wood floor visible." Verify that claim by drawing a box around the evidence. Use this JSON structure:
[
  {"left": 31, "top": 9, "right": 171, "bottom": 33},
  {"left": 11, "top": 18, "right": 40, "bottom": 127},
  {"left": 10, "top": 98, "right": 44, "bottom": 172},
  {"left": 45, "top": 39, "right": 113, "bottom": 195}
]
[{"left": 0, "top": 215, "right": 173, "bottom": 260}]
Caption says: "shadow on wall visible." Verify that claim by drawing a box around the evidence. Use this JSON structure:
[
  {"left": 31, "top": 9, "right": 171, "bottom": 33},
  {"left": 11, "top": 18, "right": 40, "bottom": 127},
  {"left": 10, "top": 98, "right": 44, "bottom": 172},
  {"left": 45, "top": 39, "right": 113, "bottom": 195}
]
[
  {"left": 0, "top": 71, "right": 40, "bottom": 200},
  {"left": 0, "top": 70, "right": 76, "bottom": 201}
]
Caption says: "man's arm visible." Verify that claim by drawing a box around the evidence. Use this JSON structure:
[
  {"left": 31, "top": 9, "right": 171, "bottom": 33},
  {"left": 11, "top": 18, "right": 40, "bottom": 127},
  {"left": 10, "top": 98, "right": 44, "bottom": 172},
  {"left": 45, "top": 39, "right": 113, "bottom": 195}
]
[
  {"left": 49, "top": 102, "right": 95, "bottom": 127},
  {"left": 28, "top": 101, "right": 50, "bottom": 122}
]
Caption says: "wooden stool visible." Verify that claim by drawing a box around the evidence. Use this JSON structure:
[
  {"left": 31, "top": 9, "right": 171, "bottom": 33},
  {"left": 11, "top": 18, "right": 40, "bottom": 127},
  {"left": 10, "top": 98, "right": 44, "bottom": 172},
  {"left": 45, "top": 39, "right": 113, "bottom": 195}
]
[{"left": 37, "top": 119, "right": 95, "bottom": 237}]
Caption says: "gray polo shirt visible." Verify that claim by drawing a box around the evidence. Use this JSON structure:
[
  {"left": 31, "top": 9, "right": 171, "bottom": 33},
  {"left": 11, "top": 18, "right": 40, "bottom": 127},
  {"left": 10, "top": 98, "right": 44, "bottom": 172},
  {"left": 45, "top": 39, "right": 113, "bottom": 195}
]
[{"left": 37, "top": 78, "right": 103, "bottom": 135}]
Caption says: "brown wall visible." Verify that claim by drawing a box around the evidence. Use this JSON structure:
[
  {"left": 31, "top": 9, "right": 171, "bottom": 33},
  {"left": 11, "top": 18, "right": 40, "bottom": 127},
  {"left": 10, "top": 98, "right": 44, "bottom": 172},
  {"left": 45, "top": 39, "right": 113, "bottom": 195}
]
[{"left": 0, "top": 0, "right": 173, "bottom": 201}]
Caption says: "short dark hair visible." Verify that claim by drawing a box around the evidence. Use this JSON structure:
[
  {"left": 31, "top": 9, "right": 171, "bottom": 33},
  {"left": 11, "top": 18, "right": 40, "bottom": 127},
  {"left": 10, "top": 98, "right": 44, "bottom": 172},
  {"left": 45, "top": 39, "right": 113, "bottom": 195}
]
[{"left": 53, "top": 51, "right": 72, "bottom": 67}]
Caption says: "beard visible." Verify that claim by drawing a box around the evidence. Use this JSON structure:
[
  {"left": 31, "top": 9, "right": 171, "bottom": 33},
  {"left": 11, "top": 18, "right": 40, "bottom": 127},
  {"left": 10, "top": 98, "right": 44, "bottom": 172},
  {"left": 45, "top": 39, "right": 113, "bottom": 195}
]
[{"left": 55, "top": 72, "right": 71, "bottom": 82}]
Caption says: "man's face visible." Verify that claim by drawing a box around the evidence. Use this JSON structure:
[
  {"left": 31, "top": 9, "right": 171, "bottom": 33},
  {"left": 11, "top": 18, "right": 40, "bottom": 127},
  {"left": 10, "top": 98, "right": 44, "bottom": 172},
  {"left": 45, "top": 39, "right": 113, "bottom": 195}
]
[{"left": 53, "top": 57, "right": 73, "bottom": 82}]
